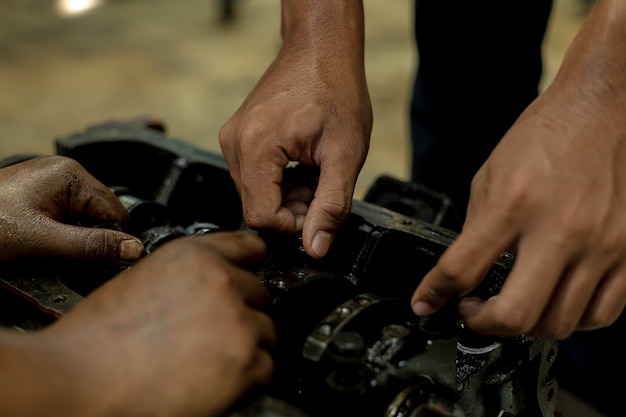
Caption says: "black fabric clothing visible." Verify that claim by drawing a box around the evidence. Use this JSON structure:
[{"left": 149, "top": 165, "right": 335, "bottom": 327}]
[{"left": 410, "top": 0, "right": 553, "bottom": 219}]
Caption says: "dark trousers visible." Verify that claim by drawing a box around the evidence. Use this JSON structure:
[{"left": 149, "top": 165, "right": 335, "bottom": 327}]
[
  {"left": 410, "top": 0, "right": 551, "bottom": 218},
  {"left": 409, "top": 2, "right": 622, "bottom": 416}
]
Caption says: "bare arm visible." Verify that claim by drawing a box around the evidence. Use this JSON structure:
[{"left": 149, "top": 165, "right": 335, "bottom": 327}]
[{"left": 219, "top": 0, "right": 372, "bottom": 259}]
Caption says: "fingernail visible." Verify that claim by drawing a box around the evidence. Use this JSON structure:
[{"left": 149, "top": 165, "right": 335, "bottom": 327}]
[
  {"left": 412, "top": 300, "right": 434, "bottom": 317},
  {"left": 458, "top": 297, "right": 483, "bottom": 317},
  {"left": 311, "top": 231, "right": 332, "bottom": 258},
  {"left": 120, "top": 239, "right": 145, "bottom": 261},
  {"left": 294, "top": 214, "right": 305, "bottom": 231}
]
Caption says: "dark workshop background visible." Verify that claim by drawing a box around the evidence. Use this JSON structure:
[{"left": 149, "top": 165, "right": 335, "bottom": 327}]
[{"left": 0, "top": 1, "right": 604, "bottom": 416}]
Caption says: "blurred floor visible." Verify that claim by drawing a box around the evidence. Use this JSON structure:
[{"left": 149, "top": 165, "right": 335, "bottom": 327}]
[
  {"left": 0, "top": 0, "right": 590, "bottom": 199},
  {"left": 0, "top": 1, "right": 608, "bottom": 416},
  {"left": 0, "top": 0, "right": 414, "bottom": 199}
]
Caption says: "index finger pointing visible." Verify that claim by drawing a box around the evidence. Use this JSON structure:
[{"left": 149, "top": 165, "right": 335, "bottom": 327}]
[{"left": 411, "top": 216, "right": 516, "bottom": 316}]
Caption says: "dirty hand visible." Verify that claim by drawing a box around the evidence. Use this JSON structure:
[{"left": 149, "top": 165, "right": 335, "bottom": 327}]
[
  {"left": 0, "top": 155, "right": 144, "bottom": 264},
  {"left": 412, "top": 0, "right": 626, "bottom": 340},
  {"left": 219, "top": 0, "right": 372, "bottom": 259},
  {"left": 0, "top": 231, "right": 276, "bottom": 417}
]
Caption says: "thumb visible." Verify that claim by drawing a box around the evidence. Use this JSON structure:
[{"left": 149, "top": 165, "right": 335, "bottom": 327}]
[
  {"left": 36, "top": 221, "right": 145, "bottom": 263},
  {"left": 301, "top": 167, "right": 355, "bottom": 259}
]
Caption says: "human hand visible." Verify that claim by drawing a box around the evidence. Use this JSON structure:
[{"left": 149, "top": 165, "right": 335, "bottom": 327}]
[
  {"left": 411, "top": 55, "right": 626, "bottom": 340},
  {"left": 0, "top": 155, "right": 144, "bottom": 264},
  {"left": 219, "top": 1, "right": 372, "bottom": 260},
  {"left": 411, "top": 0, "right": 626, "bottom": 340},
  {"left": 3, "top": 231, "right": 276, "bottom": 417}
]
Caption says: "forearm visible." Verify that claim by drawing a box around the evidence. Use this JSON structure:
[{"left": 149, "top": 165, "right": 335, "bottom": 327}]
[
  {"left": 547, "top": 0, "right": 626, "bottom": 116},
  {"left": 280, "top": 0, "right": 366, "bottom": 76}
]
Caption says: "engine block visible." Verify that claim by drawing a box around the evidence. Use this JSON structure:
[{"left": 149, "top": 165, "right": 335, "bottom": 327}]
[{"left": 0, "top": 120, "right": 559, "bottom": 417}]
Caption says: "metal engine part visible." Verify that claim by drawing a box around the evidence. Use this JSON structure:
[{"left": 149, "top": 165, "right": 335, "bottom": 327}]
[{"left": 0, "top": 120, "right": 559, "bottom": 417}]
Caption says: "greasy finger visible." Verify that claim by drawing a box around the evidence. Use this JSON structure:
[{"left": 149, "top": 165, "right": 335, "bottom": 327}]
[
  {"left": 250, "top": 309, "right": 279, "bottom": 351},
  {"left": 230, "top": 267, "right": 272, "bottom": 311},
  {"left": 32, "top": 156, "right": 130, "bottom": 226},
  {"left": 248, "top": 348, "right": 276, "bottom": 389},
  {"left": 72, "top": 185, "right": 132, "bottom": 227},
  {"left": 32, "top": 220, "right": 144, "bottom": 263}
]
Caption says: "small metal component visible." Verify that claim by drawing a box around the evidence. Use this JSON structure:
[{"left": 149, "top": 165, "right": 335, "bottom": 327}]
[
  {"left": 140, "top": 226, "right": 188, "bottom": 254},
  {"left": 0, "top": 275, "right": 83, "bottom": 318},
  {"left": 303, "top": 293, "right": 388, "bottom": 362},
  {"left": 185, "top": 222, "right": 220, "bottom": 235}
]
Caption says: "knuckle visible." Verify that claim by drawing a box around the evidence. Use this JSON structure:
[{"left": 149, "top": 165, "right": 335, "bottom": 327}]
[
  {"left": 435, "top": 258, "right": 477, "bottom": 289},
  {"left": 219, "top": 120, "right": 268, "bottom": 154},
  {"left": 218, "top": 133, "right": 231, "bottom": 152},
  {"left": 420, "top": 284, "right": 448, "bottom": 306},
  {"left": 237, "top": 124, "right": 268, "bottom": 147},
  {"left": 596, "top": 228, "right": 623, "bottom": 257},
  {"left": 225, "top": 322, "right": 261, "bottom": 367},
  {"left": 534, "top": 321, "right": 576, "bottom": 340},
  {"left": 554, "top": 212, "right": 591, "bottom": 243},
  {"left": 83, "top": 229, "right": 108, "bottom": 260},
  {"left": 42, "top": 154, "right": 73, "bottom": 167},
  {"left": 243, "top": 208, "right": 268, "bottom": 230},
  {"left": 551, "top": 324, "right": 576, "bottom": 340},
  {"left": 494, "top": 173, "right": 535, "bottom": 214},
  {"left": 50, "top": 155, "right": 84, "bottom": 178},
  {"left": 315, "top": 192, "right": 351, "bottom": 224},
  {"left": 490, "top": 304, "right": 535, "bottom": 335},
  {"left": 581, "top": 307, "right": 621, "bottom": 330},
  {"left": 205, "top": 267, "right": 234, "bottom": 291}
]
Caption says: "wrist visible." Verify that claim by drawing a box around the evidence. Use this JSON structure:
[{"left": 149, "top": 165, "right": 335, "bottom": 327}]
[{"left": 280, "top": 0, "right": 365, "bottom": 61}]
